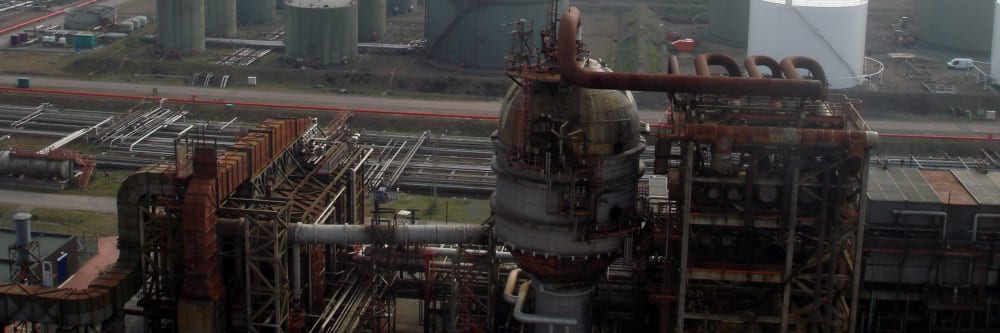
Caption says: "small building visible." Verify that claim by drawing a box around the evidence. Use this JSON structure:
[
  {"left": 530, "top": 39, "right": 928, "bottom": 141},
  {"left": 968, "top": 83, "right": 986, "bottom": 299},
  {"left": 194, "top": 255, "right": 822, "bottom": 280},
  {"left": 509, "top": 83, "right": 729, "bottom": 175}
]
[{"left": 63, "top": 5, "right": 117, "bottom": 31}]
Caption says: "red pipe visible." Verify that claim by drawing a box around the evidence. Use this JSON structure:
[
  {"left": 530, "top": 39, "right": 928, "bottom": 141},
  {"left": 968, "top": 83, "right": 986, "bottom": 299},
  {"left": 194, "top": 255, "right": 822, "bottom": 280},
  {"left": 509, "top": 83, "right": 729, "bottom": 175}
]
[
  {"left": 694, "top": 53, "right": 742, "bottom": 77},
  {"left": 0, "top": 0, "right": 99, "bottom": 35},
  {"left": 744, "top": 55, "right": 782, "bottom": 79},
  {"left": 781, "top": 56, "right": 828, "bottom": 87},
  {"left": 557, "top": 7, "right": 826, "bottom": 99}
]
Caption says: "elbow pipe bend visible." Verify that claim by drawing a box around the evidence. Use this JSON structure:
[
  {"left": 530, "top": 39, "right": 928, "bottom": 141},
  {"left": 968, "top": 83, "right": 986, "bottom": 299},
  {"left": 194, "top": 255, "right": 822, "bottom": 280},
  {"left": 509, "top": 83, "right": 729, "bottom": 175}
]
[
  {"left": 780, "top": 56, "right": 828, "bottom": 87},
  {"left": 667, "top": 55, "right": 681, "bottom": 75},
  {"left": 503, "top": 268, "right": 523, "bottom": 304},
  {"left": 694, "top": 53, "right": 742, "bottom": 77},
  {"left": 512, "top": 281, "right": 579, "bottom": 326},
  {"left": 745, "top": 55, "right": 782, "bottom": 78},
  {"left": 557, "top": 6, "right": 825, "bottom": 99}
]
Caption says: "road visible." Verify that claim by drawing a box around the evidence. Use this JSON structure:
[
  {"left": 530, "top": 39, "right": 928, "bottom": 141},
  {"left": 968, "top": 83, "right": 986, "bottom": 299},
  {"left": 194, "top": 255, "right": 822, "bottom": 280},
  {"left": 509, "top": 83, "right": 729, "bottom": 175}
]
[
  {"left": 3, "top": 74, "right": 999, "bottom": 136},
  {"left": 0, "top": 188, "right": 115, "bottom": 213}
]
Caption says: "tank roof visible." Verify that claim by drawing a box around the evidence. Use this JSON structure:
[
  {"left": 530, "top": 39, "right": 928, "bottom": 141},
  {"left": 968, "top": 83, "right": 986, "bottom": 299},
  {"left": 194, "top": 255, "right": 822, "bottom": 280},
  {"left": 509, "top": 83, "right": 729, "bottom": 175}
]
[{"left": 285, "top": 0, "right": 353, "bottom": 8}]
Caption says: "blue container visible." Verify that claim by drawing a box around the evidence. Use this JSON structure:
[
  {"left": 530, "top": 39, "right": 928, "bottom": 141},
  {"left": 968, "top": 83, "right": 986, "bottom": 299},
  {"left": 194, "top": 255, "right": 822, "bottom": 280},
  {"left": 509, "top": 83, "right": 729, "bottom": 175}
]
[
  {"left": 9, "top": 35, "right": 17, "bottom": 47},
  {"left": 16, "top": 77, "right": 29, "bottom": 89}
]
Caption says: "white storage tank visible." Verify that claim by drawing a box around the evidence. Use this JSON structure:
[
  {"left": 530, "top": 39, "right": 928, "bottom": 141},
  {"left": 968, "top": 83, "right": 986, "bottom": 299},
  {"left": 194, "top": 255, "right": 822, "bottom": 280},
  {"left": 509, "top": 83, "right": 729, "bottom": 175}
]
[
  {"left": 135, "top": 16, "right": 148, "bottom": 26},
  {"left": 748, "top": 0, "right": 869, "bottom": 89},
  {"left": 118, "top": 21, "right": 134, "bottom": 32},
  {"left": 992, "top": 0, "right": 1000, "bottom": 82}
]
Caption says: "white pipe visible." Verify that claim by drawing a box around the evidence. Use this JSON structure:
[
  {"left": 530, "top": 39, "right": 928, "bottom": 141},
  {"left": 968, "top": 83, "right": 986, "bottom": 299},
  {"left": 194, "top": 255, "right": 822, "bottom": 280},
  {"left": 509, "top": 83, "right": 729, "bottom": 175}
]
[
  {"left": 503, "top": 268, "right": 523, "bottom": 304},
  {"left": 973, "top": 213, "right": 1000, "bottom": 241},
  {"left": 512, "top": 281, "right": 579, "bottom": 326},
  {"left": 425, "top": 247, "right": 513, "bottom": 260},
  {"left": 892, "top": 210, "right": 948, "bottom": 239},
  {"left": 290, "top": 224, "right": 486, "bottom": 245}
]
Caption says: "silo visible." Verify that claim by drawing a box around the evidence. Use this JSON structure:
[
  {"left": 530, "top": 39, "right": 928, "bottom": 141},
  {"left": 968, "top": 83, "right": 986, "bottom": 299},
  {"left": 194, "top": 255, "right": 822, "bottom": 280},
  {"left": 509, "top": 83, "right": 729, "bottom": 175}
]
[
  {"left": 386, "top": 0, "right": 413, "bottom": 15},
  {"left": 708, "top": 0, "right": 750, "bottom": 47},
  {"left": 426, "top": 0, "right": 567, "bottom": 69},
  {"left": 748, "top": 0, "right": 868, "bottom": 88},
  {"left": 238, "top": 0, "right": 277, "bottom": 25},
  {"left": 993, "top": 1, "right": 1000, "bottom": 81},
  {"left": 916, "top": 0, "right": 993, "bottom": 53},
  {"left": 358, "top": 0, "right": 386, "bottom": 41},
  {"left": 206, "top": 0, "right": 237, "bottom": 37},
  {"left": 284, "top": 0, "right": 358, "bottom": 66},
  {"left": 157, "top": 0, "right": 205, "bottom": 55}
]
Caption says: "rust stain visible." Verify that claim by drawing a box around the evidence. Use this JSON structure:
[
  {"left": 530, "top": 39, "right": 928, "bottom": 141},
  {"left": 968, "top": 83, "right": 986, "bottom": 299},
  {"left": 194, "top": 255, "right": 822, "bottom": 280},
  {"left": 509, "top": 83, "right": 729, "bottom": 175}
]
[{"left": 920, "top": 170, "right": 977, "bottom": 206}]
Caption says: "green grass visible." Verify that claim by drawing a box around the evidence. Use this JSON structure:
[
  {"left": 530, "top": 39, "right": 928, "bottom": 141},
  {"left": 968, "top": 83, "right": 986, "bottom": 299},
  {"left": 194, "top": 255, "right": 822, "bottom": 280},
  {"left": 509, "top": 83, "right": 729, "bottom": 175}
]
[
  {"left": 378, "top": 193, "right": 491, "bottom": 224},
  {"left": 63, "top": 169, "right": 135, "bottom": 197},
  {"left": 0, "top": 204, "right": 117, "bottom": 237}
]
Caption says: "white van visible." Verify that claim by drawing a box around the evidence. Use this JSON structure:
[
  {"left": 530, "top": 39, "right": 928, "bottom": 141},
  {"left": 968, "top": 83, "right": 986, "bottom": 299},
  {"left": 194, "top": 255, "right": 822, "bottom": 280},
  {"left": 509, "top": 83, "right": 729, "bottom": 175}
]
[{"left": 946, "top": 58, "right": 975, "bottom": 70}]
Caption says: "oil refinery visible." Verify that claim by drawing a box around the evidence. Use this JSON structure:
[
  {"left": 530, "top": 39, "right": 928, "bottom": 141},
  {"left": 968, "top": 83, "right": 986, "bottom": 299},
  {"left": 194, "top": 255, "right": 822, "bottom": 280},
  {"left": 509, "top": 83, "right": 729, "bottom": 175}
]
[{"left": 0, "top": 0, "right": 997, "bottom": 332}]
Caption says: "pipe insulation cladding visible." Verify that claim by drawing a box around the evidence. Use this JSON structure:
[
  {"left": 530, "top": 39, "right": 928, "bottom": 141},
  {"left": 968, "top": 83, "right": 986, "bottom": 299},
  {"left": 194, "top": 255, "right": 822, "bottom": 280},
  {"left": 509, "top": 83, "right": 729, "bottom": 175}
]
[{"left": 290, "top": 224, "right": 488, "bottom": 245}]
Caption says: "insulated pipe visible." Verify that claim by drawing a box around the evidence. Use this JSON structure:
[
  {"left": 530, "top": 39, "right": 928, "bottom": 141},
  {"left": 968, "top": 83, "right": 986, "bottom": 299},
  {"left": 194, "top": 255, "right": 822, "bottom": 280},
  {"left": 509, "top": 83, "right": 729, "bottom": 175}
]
[
  {"left": 557, "top": 7, "right": 826, "bottom": 99},
  {"left": 512, "top": 281, "right": 579, "bottom": 326},
  {"left": 892, "top": 210, "right": 948, "bottom": 239},
  {"left": 292, "top": 241, "right": 302, "bottom": 303},
  {"left": 694, "top": 53, "right": 742, "bottom": 77},
  {"left": 503, "top": 268, "right": 523, "bottom": 304},
  {"left": 425, "top": 246, "right": 513, "bottom": 259},
  {"left": 780, "top": 56, "right": 829, "bottom": 87},
  {"left": 669, "top": 124, "right": 878, "bottom": 150},
  {"left": 745, "top": 55, "right": 782, "bottom": 78},
  {"left": 972, "top": 213, "right": 1000, "bottom": 241},
  {"left": 667, "top": 56, "right": 681, "bottom": 75},
  {"left": 290, "top": 224, "right": 487, "bottom": 245}
]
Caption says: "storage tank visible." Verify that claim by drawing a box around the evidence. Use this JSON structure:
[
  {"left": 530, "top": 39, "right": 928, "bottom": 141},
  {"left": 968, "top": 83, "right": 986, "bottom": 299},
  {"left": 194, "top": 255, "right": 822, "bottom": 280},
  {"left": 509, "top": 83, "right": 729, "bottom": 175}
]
[
  {"left": 992, "top": 0, "right": 1000, "bottom": 81},
  {"left": 238, "top": 0, "right": 277, "bottom": 25},
  {"left": 916, "top": 0, "right": 993, "bottom": 53},
  {"left": 63, "top": 5, "right": 117, "bottom": 31},
  {"left": 157, "top": 0, "right": 205, "bottom": 54},
  {"left": 0, "top": 151, "right": 74, "bottom": 180},
  {"left": 284, "top": 0, "right": 358, "bottom": 66},
  {"left": 426, "top": 0, "right": 567, "bottom": 69},
  {"left": 135, "top": 15, "right": 148, "bottom": 26},
  {"left": 709, "top": 0, "right": 750, "bottom": 47},
  {"left": 206, "top": 0, "right": 237, "bottom": 37},
  {"left": 748, "top": 0, "right": 868, "bottom": 89},
  {"left": 358, "top": 0, "right": 386, "bottom": 41},
  {"left": 386, "top": 0, "right": 412, "bottom": 15}
]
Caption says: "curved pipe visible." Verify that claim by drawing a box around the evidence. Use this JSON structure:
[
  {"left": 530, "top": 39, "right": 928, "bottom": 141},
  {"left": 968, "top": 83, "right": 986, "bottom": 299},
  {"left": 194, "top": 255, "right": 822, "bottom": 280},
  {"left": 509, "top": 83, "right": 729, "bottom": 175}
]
[
  {"left": 745, "top": 55, "right": 782, "bottom": 78},
  {"left": 503, "top": 268, "right": 523, "bottom": 304},
  {"left": 694, "top": 53, "right": 742, "bottom": 77},
  {"left": 971, "top": 213, "right": 1000, "bottom": 241},
  {"left": 667, "top": 56, "right": 681, "bottom": 75},
  {"left": 558, "top": 7, "right": 826, "bottom": 99},
  {"left": 780, "top": 56, "right": 828, "bottom": 87},
  {"left": 892, "top": 210, "right": 948, "bottom": 239},
  {"left": 512, "top": 281, "right": 579, "bottom": 326},
  {"left": 291, "top": 224, "right": 487, "bottom": 245}
]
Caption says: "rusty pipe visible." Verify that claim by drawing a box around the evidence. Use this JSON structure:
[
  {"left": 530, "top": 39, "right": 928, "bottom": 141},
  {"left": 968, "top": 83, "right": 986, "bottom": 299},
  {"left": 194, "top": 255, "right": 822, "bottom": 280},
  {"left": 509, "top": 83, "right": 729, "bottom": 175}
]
[
  {"left": 667, "top": 55, "right": 681, "bottom": 75},
  {"left": 780, "top": 56, "right": 828, "bottom": 87},
  {"left": 694, "top": 53, "right": 742, "bottom": 77},
  {"left": 745, "top": 55, "right": 782, "bottom": 78},
  {"left": 664, "top": 124, "right": 878, "bottom": 157},
  {"left": 558, "top": 7, "right": 826, "bottom": 99}
]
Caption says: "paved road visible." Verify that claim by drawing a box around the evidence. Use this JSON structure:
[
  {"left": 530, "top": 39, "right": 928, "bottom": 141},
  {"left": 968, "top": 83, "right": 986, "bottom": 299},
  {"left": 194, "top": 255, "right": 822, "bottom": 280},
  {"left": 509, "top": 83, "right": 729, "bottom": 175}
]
[
  {"left": 3, "top": 74, "right": 999, "bottom": 135},
  {"left": 0, "top": 188, "right": 115, "bottom": 213}
]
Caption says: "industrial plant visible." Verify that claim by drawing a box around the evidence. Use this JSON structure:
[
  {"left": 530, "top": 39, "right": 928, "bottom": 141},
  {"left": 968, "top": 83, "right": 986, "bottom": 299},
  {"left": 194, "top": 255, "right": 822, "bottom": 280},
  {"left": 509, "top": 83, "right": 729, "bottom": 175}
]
[{"left": 0, "top": 0, "right": 998, "bottom": 332}]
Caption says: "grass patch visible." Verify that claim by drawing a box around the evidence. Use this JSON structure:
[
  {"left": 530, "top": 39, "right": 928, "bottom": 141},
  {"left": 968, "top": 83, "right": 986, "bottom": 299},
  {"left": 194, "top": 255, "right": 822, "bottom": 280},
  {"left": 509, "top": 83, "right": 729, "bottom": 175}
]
[
  {"left": 0, "top": 205, "right": 116, "bottom": 237},
  {"left": 378, "top": 192, "right": 490, "bottom": 224},
  {"left": 63, "top": 169, "right": 136, "bottom": 197}
]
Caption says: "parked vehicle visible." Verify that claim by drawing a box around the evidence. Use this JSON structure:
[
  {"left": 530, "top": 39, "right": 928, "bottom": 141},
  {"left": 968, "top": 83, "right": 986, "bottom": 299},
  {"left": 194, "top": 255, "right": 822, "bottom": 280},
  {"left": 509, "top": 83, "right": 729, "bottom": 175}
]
[{"left": 946, "top": 58, "right": 975, "bottom": 70}]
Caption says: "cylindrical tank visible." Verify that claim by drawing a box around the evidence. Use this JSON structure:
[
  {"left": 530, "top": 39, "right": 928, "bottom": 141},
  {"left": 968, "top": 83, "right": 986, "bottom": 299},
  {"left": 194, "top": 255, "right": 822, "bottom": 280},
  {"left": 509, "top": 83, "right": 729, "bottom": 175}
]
[
  {"left": 493, "top": 59, "right": 644, "bottom": 333},
  {"left": 126, "top": 18, "right": 141, "bottom": 28},
  {"left": 206, "top": 0, "right": 237, "bottom": 37},
  {"left": 157, "top": 0, "right": 205, "bottom": 54},
  {"left": 0, "top": 151, "right": 74, "bottom": 179},
  {"left": 992, "top": 0, "right": 1000, "bottom": 80},
  {"left": 709, "top": 0, "right": 750, "bottom": 47},
  {"left": 358, "top": 0, "right": 387, "bottom": 42},
  {"left": 386, "top": 0, "right": 413, "bottom": 15},
  {"left": 13, "top": 212, "right": 31, "bottom": 263},
  {"left": 916, "top": 0, "right": 993, "bottom": 53},
  {"left": 426, "top": 0, "right": 568, "bottom": 69},
  {"left": 238, "top": 0, "right": 277, "bottom": 25},
  {"left": 135, "top": 15, "right": 149, "bottom": 26},
  {"left": 748, "top": 0, "right": 868, "bottom": 88},
  {"left": 284, "top": 0, "right": 358, "bottom": 66}
]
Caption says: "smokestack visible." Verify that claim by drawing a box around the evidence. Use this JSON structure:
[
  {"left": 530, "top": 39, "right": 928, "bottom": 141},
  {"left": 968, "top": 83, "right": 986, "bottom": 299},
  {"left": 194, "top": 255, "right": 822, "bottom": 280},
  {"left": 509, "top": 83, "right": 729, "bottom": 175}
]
[{"left": 13, "top": 212, "right": 31, "bottom": 263}]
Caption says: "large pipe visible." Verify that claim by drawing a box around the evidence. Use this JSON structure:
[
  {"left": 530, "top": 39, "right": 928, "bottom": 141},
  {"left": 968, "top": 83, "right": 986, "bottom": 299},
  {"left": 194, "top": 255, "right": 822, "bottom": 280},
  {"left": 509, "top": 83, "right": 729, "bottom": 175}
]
[
  {"left": 503, "top": 268, "right": 523, "bottom": 304},
  {"left": 512, "top": 281, "right": 579, "bottom": 327},
  {"left": 745, "top": 55, "right": 782, "bottom": 78},
  {"left": 694, "top": 53, "right": 742, "bottom": 77},
  {"left": 290, "top": 224, "right": 486, "bottom": 245},
  {"left": 667, "top": 55, "right": 681, "bottom": 75},
  {"left": 780, "top": 56, "right": 829, "bottom": 87},
  {"left": 972, "top": 213, "right": 1000, "bottom": 241},
  {"left": 892, "top": 210, "right": 948, "bottom": 239},
  {"left": 557, "top": 7, "right": 825, "bottom": 99},
  {"left": 667, "top": 124, "right": 878, "bottom": 151}
]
